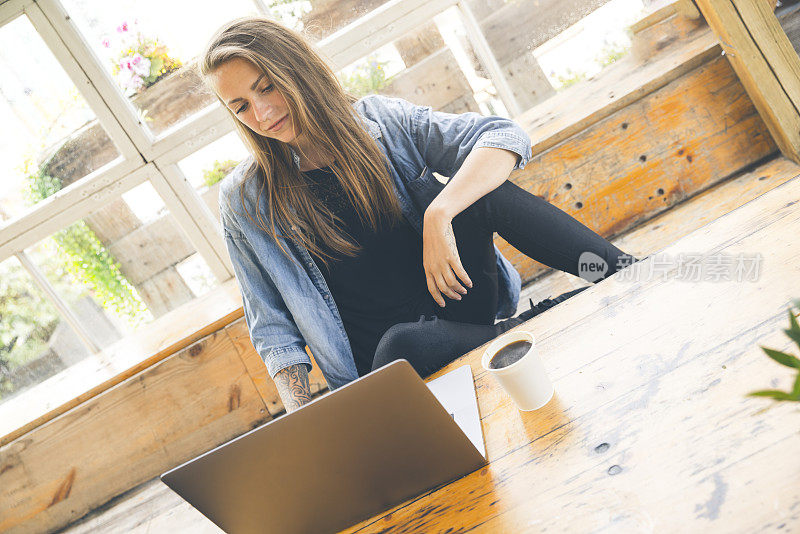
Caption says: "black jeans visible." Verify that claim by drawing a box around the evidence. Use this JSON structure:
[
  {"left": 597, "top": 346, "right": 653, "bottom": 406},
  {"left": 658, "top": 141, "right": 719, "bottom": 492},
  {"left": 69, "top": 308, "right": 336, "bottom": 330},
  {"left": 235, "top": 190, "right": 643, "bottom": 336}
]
[{"left": 370, "top": 179, "right": 638, "bottom": 377}]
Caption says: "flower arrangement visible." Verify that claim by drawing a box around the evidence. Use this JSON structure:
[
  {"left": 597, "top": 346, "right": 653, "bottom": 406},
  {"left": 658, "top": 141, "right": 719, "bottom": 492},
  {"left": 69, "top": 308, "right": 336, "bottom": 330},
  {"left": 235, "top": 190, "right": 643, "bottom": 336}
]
[{"left": 104, "top": 20, "right": 182, "bottom": 95}]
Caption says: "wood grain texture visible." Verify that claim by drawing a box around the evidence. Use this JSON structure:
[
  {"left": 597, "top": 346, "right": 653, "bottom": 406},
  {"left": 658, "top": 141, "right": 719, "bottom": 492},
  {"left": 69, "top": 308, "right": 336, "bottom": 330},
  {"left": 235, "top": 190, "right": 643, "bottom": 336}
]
[
  {"left": 343, "top": 174, "right": 800, "bottom": 534},
  {"left": 498, "top": 52, "right": 778, "bottom": 284},
  {"left": 695, "top": 0, "right": 800, "bottom": 162},
  {"left": 733, "top": 0, "right": 800, "bottom": 115},
  {"left": 0, "top": 328, "right": 268, "bottom": 534},
  {"left": 382, "top": 47, "right": 480, "bottom": 113}
]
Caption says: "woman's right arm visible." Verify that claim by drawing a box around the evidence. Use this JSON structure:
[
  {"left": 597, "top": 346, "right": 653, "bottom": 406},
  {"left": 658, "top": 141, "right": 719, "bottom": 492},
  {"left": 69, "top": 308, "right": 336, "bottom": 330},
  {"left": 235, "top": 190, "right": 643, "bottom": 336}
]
[
  {"left": 274, "top": 364, "right": 312, "bottom": 412},
  {"left": 221, "top": 216, "right": 314, "bottom": 413}
]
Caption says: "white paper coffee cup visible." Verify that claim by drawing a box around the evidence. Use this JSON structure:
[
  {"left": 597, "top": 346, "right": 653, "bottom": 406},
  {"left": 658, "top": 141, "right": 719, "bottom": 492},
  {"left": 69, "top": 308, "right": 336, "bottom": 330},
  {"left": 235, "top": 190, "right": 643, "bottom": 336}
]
[{"left": 481, "top": 330, "right": 554, "bottom": 411}]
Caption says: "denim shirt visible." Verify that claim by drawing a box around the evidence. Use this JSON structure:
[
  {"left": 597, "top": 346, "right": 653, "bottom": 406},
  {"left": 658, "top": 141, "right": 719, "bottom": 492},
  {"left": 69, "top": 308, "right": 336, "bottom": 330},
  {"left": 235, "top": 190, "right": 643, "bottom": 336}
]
[{"left": 219, "top": 94, "right": 532, "bottom": 391}]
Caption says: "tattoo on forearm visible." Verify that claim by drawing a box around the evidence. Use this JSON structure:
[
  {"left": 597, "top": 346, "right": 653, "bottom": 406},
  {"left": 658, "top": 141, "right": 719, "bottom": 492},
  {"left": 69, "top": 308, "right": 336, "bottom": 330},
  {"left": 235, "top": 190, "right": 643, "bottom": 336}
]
[{"left": 274, "top": 364, "right": 312, "bottom": 413}]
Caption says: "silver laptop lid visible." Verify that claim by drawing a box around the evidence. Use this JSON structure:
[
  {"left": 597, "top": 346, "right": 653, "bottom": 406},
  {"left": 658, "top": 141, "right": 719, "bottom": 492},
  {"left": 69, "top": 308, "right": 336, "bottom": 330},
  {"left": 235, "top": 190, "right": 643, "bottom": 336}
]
[{"left": 160, "top": 359, "right": 487, "bottom": 534}]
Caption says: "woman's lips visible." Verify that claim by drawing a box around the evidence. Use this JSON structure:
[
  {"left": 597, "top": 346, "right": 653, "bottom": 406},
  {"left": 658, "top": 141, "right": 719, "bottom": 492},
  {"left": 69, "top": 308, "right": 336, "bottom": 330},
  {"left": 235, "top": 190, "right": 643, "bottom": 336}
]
[{"left": 267, "top": 115, "right": 288, "bottom": 132}]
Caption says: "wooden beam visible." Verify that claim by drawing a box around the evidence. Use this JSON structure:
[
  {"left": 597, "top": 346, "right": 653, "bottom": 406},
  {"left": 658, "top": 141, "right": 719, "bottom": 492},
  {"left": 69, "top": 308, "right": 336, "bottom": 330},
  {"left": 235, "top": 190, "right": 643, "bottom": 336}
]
[
  {"left": 675, "top": 0, "right": 701, "bottom": 19},
  {"left": 695, "top": 0, "right": 800, "bottom": 163}
]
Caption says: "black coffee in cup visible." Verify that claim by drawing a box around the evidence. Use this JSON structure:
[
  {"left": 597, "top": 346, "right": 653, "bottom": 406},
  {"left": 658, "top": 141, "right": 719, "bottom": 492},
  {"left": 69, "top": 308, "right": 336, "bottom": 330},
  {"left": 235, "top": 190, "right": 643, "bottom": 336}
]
[{"left": 489, "top": 340, "right": 532, "bottom": 369}]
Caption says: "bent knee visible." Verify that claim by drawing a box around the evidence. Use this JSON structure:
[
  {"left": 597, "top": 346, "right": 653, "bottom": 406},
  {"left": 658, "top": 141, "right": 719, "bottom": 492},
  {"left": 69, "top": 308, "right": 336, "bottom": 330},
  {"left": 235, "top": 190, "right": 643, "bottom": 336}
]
[{"left": 371, "top": 321, "right": 424, "bottom": 372}]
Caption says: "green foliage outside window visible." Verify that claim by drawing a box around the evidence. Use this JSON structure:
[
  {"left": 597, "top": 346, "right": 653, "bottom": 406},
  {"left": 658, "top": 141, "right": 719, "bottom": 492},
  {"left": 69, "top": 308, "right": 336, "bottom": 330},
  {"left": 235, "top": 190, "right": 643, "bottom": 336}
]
[
  {"left": 24, "top": 168, "right": 148, "bottom": 327},
  {"left": 338, "top": 56, "right": 397, "bottom": 99},
  {"left": 0, "top": 262, "right": 62, "bottom": 398},
  {"left": 203, "top": 159, "right": 240, "bottom": 188}
]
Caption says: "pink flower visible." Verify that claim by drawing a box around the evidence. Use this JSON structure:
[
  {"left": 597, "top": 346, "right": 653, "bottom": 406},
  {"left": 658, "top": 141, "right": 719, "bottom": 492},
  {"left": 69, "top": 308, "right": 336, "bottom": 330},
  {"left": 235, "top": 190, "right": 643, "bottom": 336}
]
[
  {"left": 102, "top": 38, "right": 110, "bottom": 48},
  {"left": 117, "top": 21, "right": 128, "bottom": 33}
]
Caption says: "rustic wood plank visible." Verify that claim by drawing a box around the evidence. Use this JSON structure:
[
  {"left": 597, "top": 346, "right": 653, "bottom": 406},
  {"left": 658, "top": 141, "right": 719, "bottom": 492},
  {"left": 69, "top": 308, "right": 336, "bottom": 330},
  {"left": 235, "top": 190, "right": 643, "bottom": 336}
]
[
  {"left": 343, "top": 174, "right": 800, "bottom": 533},
  {"left": 57, "top": 156, "right": 800, "bottom": 534},
  {"left": 695, "top": 0, "right": 800, "bottom": 162},
  {"left": 630, "top": 0, "right": 678, "bottom": 34},
  {"left": 675, "top": 0, "right": 701, "bottom": 19},
  {"left": 498, "top": 52, "right": 778, "bottom": 284},
  {"left": 734, "top": 0, "right": 800, "bottom": 115},
  {"left": 631, "top": 8, "right": 706, "bottom": 64},
  {"left": 61, "top": 476, "right": 221, "bottom": 533},
  {"left": 0, "top": 327, "right": 268, "bottom": 534}
]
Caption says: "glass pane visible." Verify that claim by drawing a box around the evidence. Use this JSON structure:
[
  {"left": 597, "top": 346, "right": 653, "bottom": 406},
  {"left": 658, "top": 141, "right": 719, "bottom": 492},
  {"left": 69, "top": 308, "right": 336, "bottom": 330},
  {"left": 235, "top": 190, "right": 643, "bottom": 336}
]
[
  {"left": 0, "top": 15, "right": 122, "bottom": 221},
  {"left": 60, "top": 0, "right": 260, "bottom": 136},
  {"left": 60, "top": 0, "right": 408, "bottom": 137},
  {"left": 0, "top": 256, "right": 84, "bottom": 405},
  {"left": 0, "top": 184, "right": 224, "bottom": 435},
  {"left": 334, "top": 13, "right": 493, "bottom": 119},
  {"left": 22, "top": 183, "right": 222, "bottom": 345},
  {"left": 329, "top": 0, "right": 649, "bottom": 121},
  {"left": 300, "top": 0, "right": 393, "bottom": 42},
  {"left": 176, "top": 132, "right": 249, "bottom": 224},
  {"left": 530, "top": 0, "right": 646, "bottom": 91}
]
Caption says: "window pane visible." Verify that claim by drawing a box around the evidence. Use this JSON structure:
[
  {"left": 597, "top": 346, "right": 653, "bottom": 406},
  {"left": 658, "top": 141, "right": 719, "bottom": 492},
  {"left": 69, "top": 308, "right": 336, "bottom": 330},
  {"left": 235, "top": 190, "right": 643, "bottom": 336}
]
[
  {"left": 176, "top": 132, "right": 249, "bottom": 224},
  {"left": 300, "top": 0, "right": 393, "bottom": 42},
  {"left": 0, "top": 184, "right": 223, "bottom": 436},
  {"left": 60, "top": 0, "right": 261, "bottom": 136},
  {"left": 0, "top": 256, "right": 85, "bottom": 405},
  {"left": 23, "top": 183, "right": 221, "bottom": 340},
  {"left": 334, "top": 15, "right": 490, "bottom": 119},
  {"left": 0, "top": 15, "right": 122, "bottom": 221}
]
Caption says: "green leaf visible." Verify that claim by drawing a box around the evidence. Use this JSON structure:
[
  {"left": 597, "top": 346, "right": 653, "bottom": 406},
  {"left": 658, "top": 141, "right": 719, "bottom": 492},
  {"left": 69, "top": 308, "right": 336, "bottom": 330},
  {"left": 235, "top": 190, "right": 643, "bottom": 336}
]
[
  {"left": 761, "top": 347, "right": 800, "bottom": 369},
  {"left": 784, "top": 327, "right": 800, "bottom": 350},
  {"left": 787, "top": 308, "right": 800, "bottom": 353},
  {"left": 789, "top": 308, "right": 800, "bottom": 332},
  {"left": 793, "top": 373, "right": 800, "bottom": 398},
  {"left": 747, "top": 389, "right": 795, "bottom": 401}
]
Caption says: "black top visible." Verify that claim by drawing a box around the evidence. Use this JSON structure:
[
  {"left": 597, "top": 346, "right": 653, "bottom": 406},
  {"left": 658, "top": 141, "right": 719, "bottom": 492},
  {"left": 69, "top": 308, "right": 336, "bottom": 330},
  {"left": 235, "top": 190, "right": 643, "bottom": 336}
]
[{"left": 301, "top": 166, "right": 437, "bottom": 375}]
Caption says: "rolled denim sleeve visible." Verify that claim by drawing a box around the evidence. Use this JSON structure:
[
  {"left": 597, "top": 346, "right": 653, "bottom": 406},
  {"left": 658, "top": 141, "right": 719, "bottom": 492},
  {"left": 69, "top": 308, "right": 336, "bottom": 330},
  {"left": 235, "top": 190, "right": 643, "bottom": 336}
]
[
  {"left": 381, "top": 95, "right": 532, "bottom": 177},
  {"left": 221, "top": 213, "right": 312, "bottom": 379}
]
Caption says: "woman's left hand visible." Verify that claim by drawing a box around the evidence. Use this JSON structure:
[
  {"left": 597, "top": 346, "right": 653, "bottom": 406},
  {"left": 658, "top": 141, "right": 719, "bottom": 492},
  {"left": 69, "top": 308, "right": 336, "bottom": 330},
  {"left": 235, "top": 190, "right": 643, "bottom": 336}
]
[{"left": 422, "top": 209, "right": 473, "bottom": 307}]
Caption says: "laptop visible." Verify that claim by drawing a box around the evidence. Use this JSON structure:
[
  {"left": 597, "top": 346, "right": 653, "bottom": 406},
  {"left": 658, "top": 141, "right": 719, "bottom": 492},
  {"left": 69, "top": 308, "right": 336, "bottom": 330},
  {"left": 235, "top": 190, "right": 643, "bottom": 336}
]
[{"left": 160, "top": 359, "right": 487, "bottom": 534}]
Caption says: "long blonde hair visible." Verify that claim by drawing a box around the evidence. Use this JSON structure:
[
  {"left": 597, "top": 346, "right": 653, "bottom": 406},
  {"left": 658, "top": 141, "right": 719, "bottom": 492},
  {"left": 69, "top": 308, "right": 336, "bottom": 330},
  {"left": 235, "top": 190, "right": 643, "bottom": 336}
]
[{"left": 200, "top": 16, "right": 403, "bottom": 267}]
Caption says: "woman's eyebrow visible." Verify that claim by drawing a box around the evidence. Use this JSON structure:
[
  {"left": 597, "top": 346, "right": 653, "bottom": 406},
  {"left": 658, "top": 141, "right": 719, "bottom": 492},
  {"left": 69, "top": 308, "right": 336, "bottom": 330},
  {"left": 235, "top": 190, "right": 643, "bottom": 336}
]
[{"left": 226, "top": 73, "right": 266, "bottom": 106}]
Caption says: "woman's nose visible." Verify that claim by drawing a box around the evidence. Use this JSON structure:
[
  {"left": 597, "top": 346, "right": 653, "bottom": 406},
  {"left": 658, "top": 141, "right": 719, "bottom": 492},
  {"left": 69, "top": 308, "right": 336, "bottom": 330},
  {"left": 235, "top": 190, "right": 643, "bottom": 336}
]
[{"left": 252, "top": 99, "right": 272, "bottom": 123}]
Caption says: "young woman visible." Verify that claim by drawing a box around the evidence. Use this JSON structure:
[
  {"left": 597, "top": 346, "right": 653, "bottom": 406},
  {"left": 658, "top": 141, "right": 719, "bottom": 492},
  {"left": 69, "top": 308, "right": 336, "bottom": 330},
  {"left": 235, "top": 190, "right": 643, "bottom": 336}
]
[{"left": 201, "top": 16, "right": 640, "bottom": 412}]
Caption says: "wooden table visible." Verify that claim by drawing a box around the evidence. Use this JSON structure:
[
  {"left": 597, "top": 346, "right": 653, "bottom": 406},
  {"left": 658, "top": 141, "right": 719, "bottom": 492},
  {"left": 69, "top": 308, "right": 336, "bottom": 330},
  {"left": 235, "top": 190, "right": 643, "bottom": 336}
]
[{"left": 343, "top": 175, "right": 800, "bottom": 532}]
